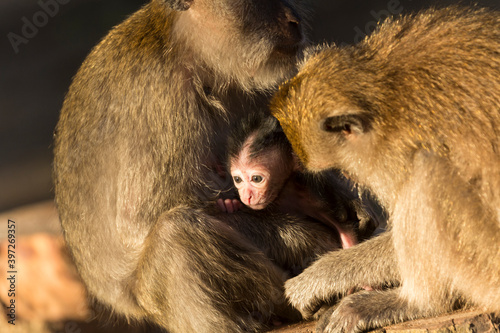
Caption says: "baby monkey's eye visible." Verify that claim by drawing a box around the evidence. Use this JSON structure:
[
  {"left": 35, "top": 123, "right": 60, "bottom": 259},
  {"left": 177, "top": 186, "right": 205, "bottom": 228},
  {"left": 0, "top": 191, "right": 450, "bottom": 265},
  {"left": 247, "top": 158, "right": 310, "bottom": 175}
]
[
  {"left": 233, "top": 176, "right": 242, "bottom": 184},
  {"left": 252, "top": 175, "right": 263, "bottom": 183}
]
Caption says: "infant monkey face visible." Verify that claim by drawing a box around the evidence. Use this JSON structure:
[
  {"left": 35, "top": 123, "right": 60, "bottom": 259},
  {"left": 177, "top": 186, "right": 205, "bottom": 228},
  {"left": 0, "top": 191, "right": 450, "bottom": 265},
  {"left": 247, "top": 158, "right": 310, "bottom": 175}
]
[{"left": 230, "top": 157, "right": 285, "bottom": 210}]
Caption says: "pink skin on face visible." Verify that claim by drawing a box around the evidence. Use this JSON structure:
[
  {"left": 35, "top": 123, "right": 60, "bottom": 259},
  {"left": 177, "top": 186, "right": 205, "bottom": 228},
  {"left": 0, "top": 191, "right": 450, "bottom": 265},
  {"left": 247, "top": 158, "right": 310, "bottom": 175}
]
[
  {"left": 230, "top": 161, "right": 275, "bottom": 210},
  {"left": 229, "top": 143, "right": 284, "bottom": 210}
]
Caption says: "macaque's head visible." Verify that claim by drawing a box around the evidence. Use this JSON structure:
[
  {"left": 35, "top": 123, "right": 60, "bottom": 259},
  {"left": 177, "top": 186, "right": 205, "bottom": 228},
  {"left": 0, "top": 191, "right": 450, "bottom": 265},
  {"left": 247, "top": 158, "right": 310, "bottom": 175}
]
[
  {"left": 228, "top": 115, "right": 295, "bottom": 210},
  {"left": 270, "top": 10, "right": 494, "bottom": 200},
  {"left": 163, "top": 0, "right": 308, "bottom": 89},
  {"left": 270, "top": 44, "right": 382, "bottom": 185},
  {"left": 230, "top": 142, "right": 293, "bottom": 210}
]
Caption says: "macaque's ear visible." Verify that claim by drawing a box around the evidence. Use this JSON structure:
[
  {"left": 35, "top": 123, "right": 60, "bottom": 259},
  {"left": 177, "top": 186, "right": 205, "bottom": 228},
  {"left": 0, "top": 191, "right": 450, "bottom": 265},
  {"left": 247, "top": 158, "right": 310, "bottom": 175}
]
[
  {"left": 321, "top": 113, "right": 372, "bottom": 139},
  {"left": 163, "top": 0, "right": 193, "bottom": 11}
]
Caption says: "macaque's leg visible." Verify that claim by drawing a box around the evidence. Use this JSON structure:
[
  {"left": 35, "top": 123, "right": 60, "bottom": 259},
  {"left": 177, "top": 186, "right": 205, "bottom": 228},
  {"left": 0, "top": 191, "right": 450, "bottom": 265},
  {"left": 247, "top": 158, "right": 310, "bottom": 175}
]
[{"left": 135, "top": 206, "right": 337, "bottom": 332}]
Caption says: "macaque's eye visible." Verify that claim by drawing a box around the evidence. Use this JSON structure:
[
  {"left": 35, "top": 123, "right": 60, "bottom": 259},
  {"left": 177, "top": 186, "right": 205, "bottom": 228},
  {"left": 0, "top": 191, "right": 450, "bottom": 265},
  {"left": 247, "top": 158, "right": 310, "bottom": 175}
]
[
  {"left": 252, "top": 175, "right": 263, "bottom": 183},
  {"left": 321, "top": 114, "right": 372, "bottom": 136},
  {"left": 322, "top": 116, "right": 351, "bottom": 134},
  {"left": 233, "top": 176, "right": 242, "bottom": 184}
]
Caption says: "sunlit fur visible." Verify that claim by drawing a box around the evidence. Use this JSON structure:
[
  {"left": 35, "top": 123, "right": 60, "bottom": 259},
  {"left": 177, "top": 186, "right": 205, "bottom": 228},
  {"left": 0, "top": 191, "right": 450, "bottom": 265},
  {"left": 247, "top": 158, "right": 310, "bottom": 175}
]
[
  {"left": 53, "top": 0, "right": 340, "bottom": 332},
  {"left": 172, "top": 0, "right": 308, "bottom": 92},
  {"left": 272, "top": 6, "right": 500, "bottom": 332}
]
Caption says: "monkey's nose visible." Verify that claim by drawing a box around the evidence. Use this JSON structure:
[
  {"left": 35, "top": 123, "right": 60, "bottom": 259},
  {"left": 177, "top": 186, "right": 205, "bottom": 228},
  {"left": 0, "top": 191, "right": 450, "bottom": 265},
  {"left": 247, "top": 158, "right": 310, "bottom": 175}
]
[
  {"left": 285, "top": 6, "right": 300, "bottom": 26},
  {"left": 274, "top": 6, "right": 303, "bottom": 54},
  {"left": 284, "top": 6, "right": 302, "bottom": 43}
]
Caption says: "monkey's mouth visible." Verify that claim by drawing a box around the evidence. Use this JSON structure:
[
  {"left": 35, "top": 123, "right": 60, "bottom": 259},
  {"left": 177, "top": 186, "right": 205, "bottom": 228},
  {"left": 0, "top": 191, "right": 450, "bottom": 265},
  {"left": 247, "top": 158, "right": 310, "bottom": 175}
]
[
  {"left": 246, "top": 196, "right": 273, "bottom": 210},
  {"left": 271, "top": 36, "right": 306, "bottom": 58},
  {"left": 273, "top": 15, "right": 306, "bottom": 57},
  {"left": 272, "top": 42, "right": 302, "bottom": 57},
  {"left": 246, "top": 201, "right": 269, "bottom": 210},
  {"left": 272, "top": 27, "right": 306, "bottom": 57}
]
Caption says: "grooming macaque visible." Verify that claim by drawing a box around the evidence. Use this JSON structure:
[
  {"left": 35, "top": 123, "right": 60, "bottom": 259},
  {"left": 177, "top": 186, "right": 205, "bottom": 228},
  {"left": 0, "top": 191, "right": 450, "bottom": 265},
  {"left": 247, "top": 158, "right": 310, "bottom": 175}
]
[
  {"left": 271, "top": 6, "right": 500, "bottom": 333},
  {"left": 53, "top": 0, "right": 346, "bottom": 332},
  {"left": 226, "top": 114, "right": 363, "bottom": 249}
]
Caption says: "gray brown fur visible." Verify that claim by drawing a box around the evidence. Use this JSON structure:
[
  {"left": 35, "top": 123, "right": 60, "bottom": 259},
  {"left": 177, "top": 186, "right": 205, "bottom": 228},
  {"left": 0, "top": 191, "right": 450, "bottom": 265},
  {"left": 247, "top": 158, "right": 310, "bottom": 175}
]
[
  {"left": 271, "top": 6, "right": 500, "bottom": 332},
  {"left": 53, "top": 0, "right": 342, "bottom": 332}
]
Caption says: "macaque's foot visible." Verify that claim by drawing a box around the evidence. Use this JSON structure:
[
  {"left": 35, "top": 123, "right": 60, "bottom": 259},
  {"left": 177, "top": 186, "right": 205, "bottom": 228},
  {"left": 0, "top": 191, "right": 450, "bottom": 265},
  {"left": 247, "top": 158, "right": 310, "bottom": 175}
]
[
  {"left": 216, "top": 198, "right": 243, "bottom": 213},
  {"left": 317, "top": 289, "right": 413, "bottom": 333},
  {"left": 317, "top": 298, "right": 369, "bottom": 333}
]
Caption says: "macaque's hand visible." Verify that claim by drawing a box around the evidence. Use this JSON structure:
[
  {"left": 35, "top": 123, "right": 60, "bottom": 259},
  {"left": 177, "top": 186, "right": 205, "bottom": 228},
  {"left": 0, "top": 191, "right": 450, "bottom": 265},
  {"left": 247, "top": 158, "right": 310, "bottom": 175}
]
[
  {"left": 216, "top": 198, "right": 243, "bottom": 213},
  {"left": 285, "top": 268, "right": 326, "bottom": 319}
]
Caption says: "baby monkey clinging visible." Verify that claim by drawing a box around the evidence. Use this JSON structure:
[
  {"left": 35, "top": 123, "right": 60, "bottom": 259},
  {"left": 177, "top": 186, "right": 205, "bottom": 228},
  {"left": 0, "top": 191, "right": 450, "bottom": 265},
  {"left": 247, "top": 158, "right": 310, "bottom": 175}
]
[{"left": 226, "top": 114, "right": 367, "bottom": 249}]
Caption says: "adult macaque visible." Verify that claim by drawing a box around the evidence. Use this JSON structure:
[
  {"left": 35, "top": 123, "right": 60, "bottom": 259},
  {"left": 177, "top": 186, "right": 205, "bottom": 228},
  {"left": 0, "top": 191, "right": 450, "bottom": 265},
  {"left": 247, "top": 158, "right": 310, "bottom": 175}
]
[
  {"left": 225, "top": 114, "right": 368, "bottom": 249},
  {"left": 271, "top": 6, "right": 500, "bottom": 333},
  {"left": 53, "top": 0, "right": 342, "bottom": 332}
]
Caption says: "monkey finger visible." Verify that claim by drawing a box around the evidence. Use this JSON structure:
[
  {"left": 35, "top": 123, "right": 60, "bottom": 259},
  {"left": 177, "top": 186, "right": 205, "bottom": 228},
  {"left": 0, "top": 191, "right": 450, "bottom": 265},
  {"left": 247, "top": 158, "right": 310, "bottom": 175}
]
[
  {"left": 316, "top": 304, "right": 336, "bottom": 331},
  {"left": 317, "top": 300, "right": 362, "bottom": 333},
  {"left": 312, "top": 303, "right": 337, "bottom": 321},
  {"left": 218, "top": 198, "right": 242, "bottom": 213},
  {"left": 216, "top": 199, "right": 227, "bottom": 213},
  {"left": 288, "top": 296, "right": 321, "bottom": 320},
  {"left": 224, "top": 199, "right": 235, "bottom": 213},
  {"left": 232, "top": 199, "right": 243, "bottom": 212}
]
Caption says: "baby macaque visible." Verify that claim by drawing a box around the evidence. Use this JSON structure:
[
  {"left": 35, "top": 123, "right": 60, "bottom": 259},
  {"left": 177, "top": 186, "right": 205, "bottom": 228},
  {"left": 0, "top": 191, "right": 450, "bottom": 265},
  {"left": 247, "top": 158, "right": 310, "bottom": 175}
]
[{"left": 225, "top": 114, "right": 362, "bottom": 249}]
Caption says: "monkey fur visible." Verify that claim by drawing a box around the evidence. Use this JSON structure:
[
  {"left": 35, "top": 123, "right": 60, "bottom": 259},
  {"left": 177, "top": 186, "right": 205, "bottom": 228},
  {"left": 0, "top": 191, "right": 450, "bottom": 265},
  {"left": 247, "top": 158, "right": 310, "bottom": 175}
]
[
  {"left": 271, "top": 6, "right": 500, "bottom": 333},
  {"left": 227, "top": 113, "right": 376, "bottom": 248},
  {"left": 53, "top": 0, "right": 346, "bottom": 332}
]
